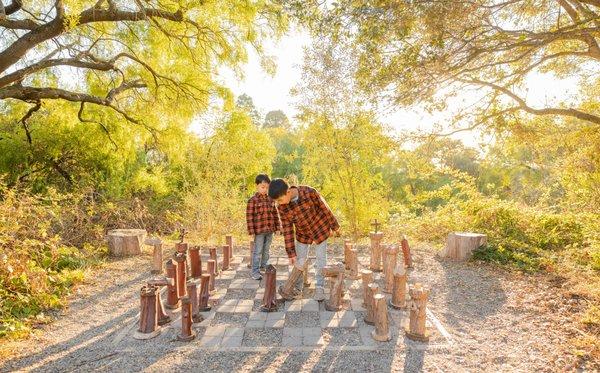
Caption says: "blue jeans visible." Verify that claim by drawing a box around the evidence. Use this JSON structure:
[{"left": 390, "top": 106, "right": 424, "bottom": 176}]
[
  {"left": 253, "top": 233, "right": 273, "bottom": 274},
  {"left": 294, "top": 239, "right": 327, "bottom": 288}
]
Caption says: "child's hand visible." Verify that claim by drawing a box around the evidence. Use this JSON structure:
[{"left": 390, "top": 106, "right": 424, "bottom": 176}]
[{"left": 331, "top": 229, "right": 341, "bottom": 238}]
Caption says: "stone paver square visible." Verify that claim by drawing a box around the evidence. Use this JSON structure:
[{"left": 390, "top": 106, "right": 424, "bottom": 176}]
[
  {"left": 282, "top": 335, "right": 302, "bottom": 347},
  {"left": 286, "top": 300, "right": 302, "bottom": 312},
  {"left": 246, "top": 320, "right": 266, "bottom": 328},
  {"left": 199, "top": 334, "right": 222, "bottom": 347},
  {"left": 204, "top": 325, "right": 227, "bottom": 337},
  {"left": 224, "top": 327, "right": 244, "bottom": 337},
  {"left": 283, "top": 327, "right": 302, "bottom": 337},
  {"left": 302, "top": 299, "right": 319, "bottom": 312},
  {"left": 265, "top": 312, "right": 285, "bottom": 321},
  {"left": 302, "top": 327, "right": 321, "bottom": 336},
  {"left": 285, "top": 312, "right": 320, "bottom": 328},
  {"left": 220, "top": 336, "right": 243, "bottom": 347},
  {"left": 302, "top": 334, "right": 325, "bottom": 346},
  {"left": 248, "top": 312, "right": 267, "bottom": 321}
]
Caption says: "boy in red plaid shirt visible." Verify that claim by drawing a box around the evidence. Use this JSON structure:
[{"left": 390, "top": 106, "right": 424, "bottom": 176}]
[
  {"left": 246, "top": 174, "right": 280, "bottom": 280},
  {"left": 268, "top": 178, "right": 339, "bottom": 301}
]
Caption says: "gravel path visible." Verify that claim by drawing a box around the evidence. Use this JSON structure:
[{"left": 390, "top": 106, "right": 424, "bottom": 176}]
[{"left": 0, "top": 241, "right": 592, "bottom": 372}]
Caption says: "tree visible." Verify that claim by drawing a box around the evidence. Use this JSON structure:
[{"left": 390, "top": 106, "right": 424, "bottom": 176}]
[
  {"left": 0, "top": 1, "right": 287, "bottom": 134},
  {"left": 264, "top": 109, "right": 290, "bottom": 128},
  {"left": 236, "top": 93, "right": 262, "bottom": 125},
  {"left": 300, "top": 1, "right": 600, "bottom": 130}
]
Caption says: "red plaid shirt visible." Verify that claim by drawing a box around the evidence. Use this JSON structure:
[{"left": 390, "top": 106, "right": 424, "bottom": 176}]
[
  {"left": 246, "top": 192, "right": 280, "bottom": 235},
  {"left": 277, "top": 186, "right": 340, "bottom": 258}
]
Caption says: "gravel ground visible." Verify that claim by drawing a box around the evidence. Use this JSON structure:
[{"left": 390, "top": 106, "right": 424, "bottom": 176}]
[{"left": 0, "top": 241, "right": 594, "bottom": 372}]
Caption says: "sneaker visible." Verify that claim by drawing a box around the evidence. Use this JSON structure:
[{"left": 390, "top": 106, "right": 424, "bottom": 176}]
[
  {"left": 251, "top": 272, "right": 263, "bottom": 280},
  {"left": 314, "top": 287, "right": 325, "bottom": 301}
]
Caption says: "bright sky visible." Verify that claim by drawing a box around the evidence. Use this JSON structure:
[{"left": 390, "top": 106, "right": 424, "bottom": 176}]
[{"left": 195, "top": 28, "right": 583, "bottom": 148}]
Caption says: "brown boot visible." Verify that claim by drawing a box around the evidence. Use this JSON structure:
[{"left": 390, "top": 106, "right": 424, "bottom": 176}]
[{"left": 279, "top": 265, "right": 304, "bottom": 301}]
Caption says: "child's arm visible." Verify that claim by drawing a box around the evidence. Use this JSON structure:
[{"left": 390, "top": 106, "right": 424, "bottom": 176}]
[
  {"left": 246, "top": 198, "right": 256, "bottom": 235},
  {"left": 310, "top": 190, "right": 340, "bottom": 232}
]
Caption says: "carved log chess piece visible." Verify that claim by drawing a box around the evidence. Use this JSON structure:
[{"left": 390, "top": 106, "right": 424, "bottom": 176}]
[
  {"left": 174, "top": 252, "right": 187, "bottom": 298},
  {"left": 364, "top": 282, "right": 379, "bottom": 325},
  {"left": 225, "top": 234, "right": 234, "bottom": 258},
  {"left": 360, "top": 269, "right": 373, "bottom": 307},
  {"left": 343, "top": 239, "right": 351, "bottom": 269},
  {"left": 260, "top": 265, "right": 279, "bottom": 312},
  {"left": 389, "top": 265, "right": 408, "bottom": 309},
  {"left": 147, "top": 277, "right": 172, "bottom": 325},
  {"left": 175, "top": 241, "right": 190, "bottom": 275},
  {"left": 278, "top": 264, "right": 303, "bottom": 301},
  {"left": 371, "top": 293, "right": 391, "bottom": 341},
  {"left": 189, "top": 246, "right": 202, "bottom": 279},
  {"left": 347, "top": 247, "right": 359, "bottom": 279},
  {"left": 198, "top": 273, "right": 212, "bottom": 311},
  {"left": 186, "top": 282, "right": 203, "bottom": 323},
  {"left": 222, "top": 244, "right": 231, "bottom": 271},
  {"left": 322, "top": 263, "right": 345, "bottom": 311},
  {"left": 177, "top": 296, "right": 196, "bottom": 342},
  {"left": 209, "top": 247, "right": 220, "bottom": 274},
  {"left": 401, "top": 235, "right": 414, "bottom": 268},
  {"left": 165, "top": 259, "right": 180, "bottom": 309},
  {"left": 405, "top": 283, "right": 430, "bottom": 342},
  {"left": 383, "top": 245, "right": 398, "bottom": 293},
  {"left": 207, "top": 259, "right": 216, "bottom": 293},
  {"left": 134, "top": 285, "right": 161, "bottom": 339},
  {"left": 145, "top": 237, "right": 163, "bottom": 274},
  {"left": 247, "top": 239, "right": 254, "bottom": 269},
  {"left": 369, "top": 229, "right": 384, "bottom": 272}
]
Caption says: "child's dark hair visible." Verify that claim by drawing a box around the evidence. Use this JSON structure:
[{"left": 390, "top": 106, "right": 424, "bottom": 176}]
[
  {"left": 255, "top": 174, "right": 271, "bottom": 184},
  {"left": 268, "top": 178, "right": 289, "bottom": 199}
]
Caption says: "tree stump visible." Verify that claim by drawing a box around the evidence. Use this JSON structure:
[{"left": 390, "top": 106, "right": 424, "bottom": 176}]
[
  {"left": 360, "top": 269, "right": 373, "bottom": 307},
  {"left": 343, "top": 239, "right": 352, "bottom": 269},
  {"left": 400, "top": 235, "right": 413, "bottom": 268},
  {"left": 222, "top": 244, "right": 231, "bottom": 271},
  {"left": 189, "top": 246, "right": 202, "bottom": 279},
  {"left": 145, "top": 237, "right": 163, "bottom": 274},
  {"left": 405, "top": 283, "right": 430, "bottom": 342},
  {"left": 106, "top": 229, "right": 146, "bottom": 257},
  {"left": 147, "top": 277, "right": 172, "bottom": 325},
  {"left": 389, "top": 265, "right": 408, "bottom": 309},
  {"left": 383, "top": 245, "right": 398, "bottom": 293},
  {"left": 371, "top": 294, "right": 391, "bottom": 341},
  {"left": 322, "top": 263, "right": 345, "bottom": 311},
  {"left": 439, "top": 232, "right": 487, "bottom": 261},
  {"left": 174, "top": 253, "right": 187, "bottom": 298},
  {"left": 198, "top": 273, "right": 211, "bottom": 311},
  {"left": 369, "top": 232, "right": 384, "bottom": 272},
  {"left": 134, "top": 285, "right": 160, "bottom": 339},
  {"left": 209, "top": 247, "right": 220, "bottom": 274},
  {"left": 364, "top": 282, "right": 379, "bottom": 325},
  {"left": 347, "top": 248, "right": 359, "bottom": 279},
  {"left": 165, "top": 259, "right": 180, "bottom": 309},
  {"left": 177, "top": 296, "right": 196, "bottom": 342},
  {"left": 207, "top": 259, "right": 216, "bottom": 293},
  {"left": 260, "top": 265, "right": 279, "bottom": 312}
]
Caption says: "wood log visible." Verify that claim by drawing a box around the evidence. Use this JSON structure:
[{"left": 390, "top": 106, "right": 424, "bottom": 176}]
[
  {"left": 260, "top": 264, "right": 278, "bottom": 312},
  {"left": 174, "top": 253, "right": 187, "bottom": 298},
  {"left": 360, "top": 269, "right": 373, "bottom": 307},
  {"left": 198, "top": 273, "right": 211, "bottom": 311},
  {"left": 322, "top": 263, "right": 345, "bottom": 311},
  {"left": 134, "top": 285, "right": 161, "bottom": 339},
  {"left": 207, "top": 259, "right": 216, "bottom": 293},
  {"left": 186, "top": 282, "right": 203, "bottom": 323},
  {"left": 106, "top": 229, "right": 146, "bottom": 257},
  {"left": 439, "top": 232, "right": 487, "bottom": 261},
  {"left": 369, "top": 232, "right": 384, "bottom": 272},
  {"left": 209, "top": 247, "right": 220, "bottom": 274},
  {"left": 343, "top": 239, "right": 351, "bottom": 268},
  {"left": 389, "top": 265, "right": 407, "bottom": 309},
  {"left": 189, "top": 246, "right": 202, "bottom": 279},
  {"left": 405, "top": 283, "right": 430, "bottom": 342},
  {"left": 278, "top": 265, "right": 303, "bottom": 301},
  {"left": 371, "top": 294, "right": 391, "bottom": 341},
  {"left": 164, "top": 259, "right": 180, "bottom": 309},
  {"left": 383, "top": 245, "right": 398, "bottom": 294},
  {"left": 364, "top": 282, "right": 379, "bottom": 325},
  {"left": 145, "top": 237, "right": 163, "bottom": 274},
  {"left": 147, "top": 276, "right": 172, "bottom": 325},
  {"left": 400, "top": 235, "right": 413, "bottom": 268},
  {"left": 348, "top": 248, "right": 359, "bottom": 279},
  {"left": 177, "top": 296, "right": 196, "bottom": 342},
  {"left": 222, "top": 244, "right": 231, "bottom": 271}
]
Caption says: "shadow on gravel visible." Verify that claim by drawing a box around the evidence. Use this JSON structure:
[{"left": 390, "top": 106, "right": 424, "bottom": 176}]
[{"left": 436, "top": 257, "right": 507, "bottom": 329}]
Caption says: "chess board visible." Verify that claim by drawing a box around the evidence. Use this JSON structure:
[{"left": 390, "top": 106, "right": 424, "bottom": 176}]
[{"left": 126, "top": 255, "right": 454, "bottom": 351}]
